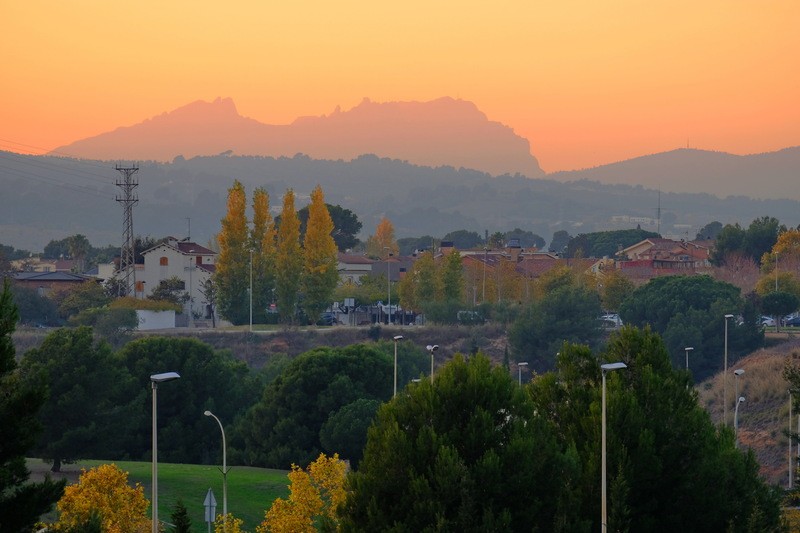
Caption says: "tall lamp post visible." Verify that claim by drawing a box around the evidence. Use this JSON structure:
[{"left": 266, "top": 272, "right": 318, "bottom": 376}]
[
  {"left": 427, "top": 344, "right": 439, "bottom": 379},
  {"left": 723, "top": 314, "right": 734, "bottom": 426},
  {"left": 790, "top": 390, "right": 794, "bottom": 490},
  {"left": 734, "top": 368, "right": 745, "bottom": 405},
  {"left": 151, "top": 372, "right": 180, "bottom": 533},
  {"left": 517, "top": 361, "right": 528, "bottom": 386},
  {"left": 684, "top": 346, "right": 693, "bottom": 371},
  {"left": 601, "top": 362, "right": 627, "bottom": 533},
  {"left": 383, "top": 248, "right": 394, "bottom": 325},
  {"left": 482, "top": 247, "right": 488, "bottom": 304},
  {"left": 392, "top": 335, "right": 403, "bottom": 397},
  {"left": 249, "top": 249, "right": 253, "bottom": 332},
  {"left": 204, "top": 410, "right": 228, "bottom": 529},
  {"left": 734, "top": 396, "right": 746, "bottom": 447}
]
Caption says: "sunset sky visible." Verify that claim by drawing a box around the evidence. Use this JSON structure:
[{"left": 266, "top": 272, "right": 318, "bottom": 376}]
[{"left": 1, "top": 1, "right": 798, "bottom": 172}]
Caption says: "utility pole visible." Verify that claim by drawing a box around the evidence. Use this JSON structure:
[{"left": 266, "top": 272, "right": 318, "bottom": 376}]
[{"left": 115, "top": 164, "right": 139, "bottom": 296}]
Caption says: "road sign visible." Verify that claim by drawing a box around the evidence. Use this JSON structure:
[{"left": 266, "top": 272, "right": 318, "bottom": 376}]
[{"left": 204, "top": 488, "right": 217, "bottom": 523}]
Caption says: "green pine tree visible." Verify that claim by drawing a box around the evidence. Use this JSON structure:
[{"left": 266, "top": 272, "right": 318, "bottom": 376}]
[
  {"left": 170, "top": 499, "right": 192, "bottom": 533},
  {"left": 0, "top": 278, "right": 65, "bottom": 531}
]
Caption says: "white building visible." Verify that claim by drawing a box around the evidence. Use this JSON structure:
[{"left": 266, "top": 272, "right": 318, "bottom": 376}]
[{"left": 138, "top": 237, "right": 217, "bottom": 322}]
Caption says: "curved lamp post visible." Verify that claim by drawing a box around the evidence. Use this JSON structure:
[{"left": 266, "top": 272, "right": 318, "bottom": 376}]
[
  {"left": 393, "top": 335, "right": 403, "bottom": 397},
  {"left": 734, "top": 396, "right": 746, "bottom": 447},
  {"left": 723, "top": 314, "right": 734, "bottom": 426},
  {"left": 734, "top": 368, "right": 745, "bottom": 405},
  {"left": 151, "top": 372, "right": 180, "bottom": 533},
  {"left": 684, "top": 346, "right": 693, "bottom": 371},
  {"left": 427, "top": 344, "right": 439, "bottom": 379},
  {"left": 601, "top": 362, "right": 627, "bottom": 533},
  {"left": 204, "top": 410, "right": 228, "bottom": 529},
  {"left": 517, "top": 361, "right": 528, "bottom": 386}
]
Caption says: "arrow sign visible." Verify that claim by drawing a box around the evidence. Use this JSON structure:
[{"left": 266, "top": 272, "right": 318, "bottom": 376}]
[{"left": 204, "top": 488, "right": 217, "bottom": 523}]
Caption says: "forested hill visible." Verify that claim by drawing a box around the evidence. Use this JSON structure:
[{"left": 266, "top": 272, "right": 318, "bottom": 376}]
[{"left": 2, "top": 150, "right": 800, "bottom": 251}]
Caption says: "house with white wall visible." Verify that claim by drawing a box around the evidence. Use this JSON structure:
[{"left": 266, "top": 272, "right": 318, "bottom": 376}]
[{"left": 138, "top": 237, "right": 217, "bottom": 322}]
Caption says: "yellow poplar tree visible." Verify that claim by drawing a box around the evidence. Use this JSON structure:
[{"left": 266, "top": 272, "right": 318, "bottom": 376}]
[
  {"left": 439, "top": 248, "right": 465, "bottom": 302},
  {"left": 301, "top": 185, "right": 339, "bottom": 322},
  {"left": 54, "top": 463, "right": 149, "bottom": 533},
  {"left": 216, "top": 180, "right": 250, "bottom": 324},
  {"left": 275, "top": 189, "right": 303, "bottom": 323},
  {"left": 257, "top": 453, "right": 347, "bottom": 533},
  {"left": 251, "top": 187, "right": 276, "bottom": 323},
  {"left": 365, "top": 216, "right": 399, "bottom": 259}
]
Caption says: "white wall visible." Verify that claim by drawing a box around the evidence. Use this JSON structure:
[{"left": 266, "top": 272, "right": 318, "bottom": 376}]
[{"left": 136, "top": 310, "right": 175, "bottom": 330}]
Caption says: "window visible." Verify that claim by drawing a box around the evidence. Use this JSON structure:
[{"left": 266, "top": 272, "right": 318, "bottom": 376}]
[{"left": 160, "top": 257, "right": 169, "bottom": 266}]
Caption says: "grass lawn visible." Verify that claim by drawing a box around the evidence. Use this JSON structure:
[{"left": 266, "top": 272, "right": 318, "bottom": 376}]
[{"left": 29, "top": 459, "right": 289, "bottom": 532}]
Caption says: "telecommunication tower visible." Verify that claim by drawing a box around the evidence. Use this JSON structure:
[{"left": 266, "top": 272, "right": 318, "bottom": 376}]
[{"left": 115, "top": 165, "right": 139, "bottom": 296}]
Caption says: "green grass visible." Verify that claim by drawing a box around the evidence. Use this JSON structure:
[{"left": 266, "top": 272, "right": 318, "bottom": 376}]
[{"left": 31, "top": 459, "right": 289, "bottom": 532}]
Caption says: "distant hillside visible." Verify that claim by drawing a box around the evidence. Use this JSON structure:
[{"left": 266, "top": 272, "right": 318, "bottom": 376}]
[
  {"left": 3, "top": 150, "right": 800, "bottom": 252},
  {"left": 548, "top": 147, "right": 800, "bottom": 201},
  {"left": 51, "top": 97, "right": 544, "bottom": 178}
]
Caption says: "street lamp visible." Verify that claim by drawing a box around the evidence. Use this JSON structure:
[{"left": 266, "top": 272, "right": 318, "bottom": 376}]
[
  {"left": 734, "top": 396, "right": 746, "bottom": 447},
  {"left": 204, "top": 410, "right": 228, "bottom": 529},
  {"left": 151, "top": 372, "right": 180, "bottom": 533},
  {"left": 427, "top": 344, "right": 439, "bottom": 379},
  {"left": 723, "top": 314, "right": 734, "bottom": 426},
  {"left": 734, "top": 369, "right": 745, "bottom": 406},
  {"left": 249, "top": 249, "right": 253, "bottom": 332},
  {"left": 684, "top": 346, "right": 694, "bottom": 371},
  {"left": 393, "top": 335, "right": 403, "bottom": 397},
  {"left": 601, "top": 362, "right": 627, "bottom": 533},
  {"left": 385, "top": 250, "right": 394, "bottom": 325},
  {"left": 517, "top": 362, "right": 528, "bottom": 386},
  {"left": 482, "top": 247, "right": 488, "bottom": 304},
  {"left": 186, "top": 249, "right": 196, "bottom": 326}
]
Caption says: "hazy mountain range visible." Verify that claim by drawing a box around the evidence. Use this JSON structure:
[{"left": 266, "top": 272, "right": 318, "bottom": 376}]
[
  {"left": 52, "top": 97, "right": 544, "bottom": 179},
  {"left": 1, "top": 97, "right": 797, "bottom": 251}
]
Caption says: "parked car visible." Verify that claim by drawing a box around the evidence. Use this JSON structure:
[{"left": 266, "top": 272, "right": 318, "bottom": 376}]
[
  {"left": 316, "top": 312, "right": 338, "bottom": 326},
  {"left": 785, "top": 315, "right": 800, "bottom": 327},
  {"left": 761, "top": 316, "right": 776, "bottom": 327}
]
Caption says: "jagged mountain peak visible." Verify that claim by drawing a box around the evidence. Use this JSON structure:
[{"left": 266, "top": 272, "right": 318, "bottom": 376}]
[{"left": 52, "top": 97, "right": 543, "bottom": 177}]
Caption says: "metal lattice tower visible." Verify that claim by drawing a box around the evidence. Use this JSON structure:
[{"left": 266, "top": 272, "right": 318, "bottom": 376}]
[{"left": 115, "top": 165, "right": 139, "bottom": 296}]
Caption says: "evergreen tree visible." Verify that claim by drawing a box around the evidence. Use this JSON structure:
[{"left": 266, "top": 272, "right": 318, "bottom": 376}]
[
  {"left": 0, "top": 278, "right": 65, "bottom": 531},
  {"left": 340, "top": 354, "right": 577, "bottom": 531},
  {"left": 170, "top": 499, "right": 192, "bottom": 533},
  {"left": 275, "top": 189, "right": 303, "bottom": 324},
  {"left": 251, "top": 187, "right": 276, "bottom": 324},
  {"left": 21, "top": 327, "right": 135, "bottom": 472},
  {"left": 529, "top": 327, "right": 783, "bottom": 531},
  {"left": 216, "top": 180, "right": 250, "bottom": 325},
  {"left": 301, "top": 185, "right": 339, "bottom": 322}
]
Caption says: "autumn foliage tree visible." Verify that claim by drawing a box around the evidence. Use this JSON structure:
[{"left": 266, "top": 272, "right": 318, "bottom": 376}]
[
  {"left": 216, "top": 180, "right": 251, "bottom": 325},
  {"left": 53, "top": 463, "right": 149, "bottom": 533},
  {"left": 276, "top": 189, "right": 303, "bottom": 323},
  {"left": 251, "top": 187, "right": 277, "bottom": 323},
  {"left": 301, "top": 185, "right": 339, "bottom": 323},
  {"left": 365, "top": 216, "right": 398, "bottom": 259},
  {"left": 257, "top": 453, "right": 347, "bottom": 533}
]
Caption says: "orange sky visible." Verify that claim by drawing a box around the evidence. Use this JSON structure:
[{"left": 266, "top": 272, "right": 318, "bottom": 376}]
[{"left": 1, "top": 1, "right": 798, "bottom": 172}]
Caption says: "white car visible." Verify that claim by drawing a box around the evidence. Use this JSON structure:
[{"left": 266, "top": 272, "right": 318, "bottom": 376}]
[{"left": 761, "top": 316, "right": 776, "bottom": 327}]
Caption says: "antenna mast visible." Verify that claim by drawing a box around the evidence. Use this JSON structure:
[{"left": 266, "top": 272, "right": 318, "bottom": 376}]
[{"left": 115, "top": 164, "right": 139, "bottom": 296}]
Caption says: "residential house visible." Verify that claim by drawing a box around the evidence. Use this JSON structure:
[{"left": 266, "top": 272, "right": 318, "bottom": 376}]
[
  {"left": 616, "top": 238, "right": 711, "bottom": 284},
  {"left": 139, "top": 237, "right": 217, "bottom": 322},
  {"left": 10, "top": 271, "right": 96, "bottom": 297}
]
